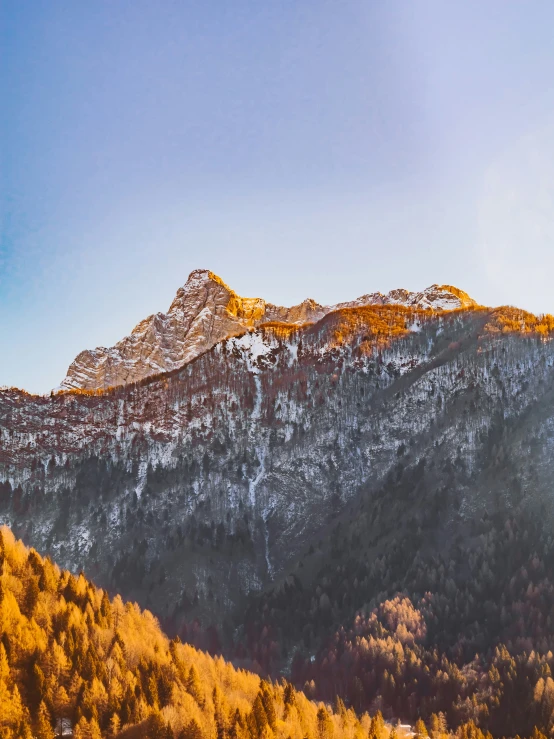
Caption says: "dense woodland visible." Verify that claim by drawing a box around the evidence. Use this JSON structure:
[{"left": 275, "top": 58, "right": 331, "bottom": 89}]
[
  {"left": 1, "top": 526, "right": 553, "bottom": 739},
  {"left": 0, "top": 526, "right": 386, "bottom": 739},
  {"left": 237, "top": 462, "right": 554, "bottom": 737}
]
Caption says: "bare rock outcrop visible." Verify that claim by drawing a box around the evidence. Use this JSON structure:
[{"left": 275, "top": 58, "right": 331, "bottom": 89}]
[{"left": 59, "top": 269, "right": 476, "bottom": 391}]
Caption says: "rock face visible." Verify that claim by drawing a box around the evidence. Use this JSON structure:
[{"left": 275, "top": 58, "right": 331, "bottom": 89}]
[
  {"left": 59, "top": 269, "right": 477, "bottom": 391},
  {"left": 58, "top": 269, "right": 325, "bottom": 391}
]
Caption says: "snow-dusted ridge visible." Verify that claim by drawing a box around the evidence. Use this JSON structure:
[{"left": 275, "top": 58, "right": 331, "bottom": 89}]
[
  {"left": 3, "top": 297, "right": 554, "bottom": 629},
  {"left": 59, "top": 269, "right": 477, "bottom": 392}
]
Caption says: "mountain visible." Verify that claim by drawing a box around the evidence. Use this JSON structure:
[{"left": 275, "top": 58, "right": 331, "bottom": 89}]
[
  {"left": 0, "top": 525, "right": 375, "bottom": 738},
  {"left": 59, "top": 269, "right": 477, "bottom": 391},
  {"left": 1, "top": 293, "right": 552, "bottom": 627},
  {"left": 1, "top": 299, "right": 490, "bottom": 629},
  {"left": 2, "top": 271, "right": 554, "bottom": 736}
]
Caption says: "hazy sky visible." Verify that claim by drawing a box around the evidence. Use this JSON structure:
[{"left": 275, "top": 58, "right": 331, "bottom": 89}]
[{"left": 3, "top": 1, "right": 554, "bottom": 393}]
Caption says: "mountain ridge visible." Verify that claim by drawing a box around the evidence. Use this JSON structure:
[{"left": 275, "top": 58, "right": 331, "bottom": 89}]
[
  {"left": 3, "top": 304, "right": 553, "bottom": 626},
  {"left": 59, "top": 269, "right": 478, "bottom": 391},
  {"left": 3, "top": 275, "right": 554, "bottom": 738}
]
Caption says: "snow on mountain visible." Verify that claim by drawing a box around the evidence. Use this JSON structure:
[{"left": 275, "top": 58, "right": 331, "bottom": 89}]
[
  {"left": 3, "top": 303, "right": 554, "bottom": 630},
  {"left": 331, "top": 284, "right": 476, "bottom": 312},
  {"left": 59, "top": 269, "right": 477, "bottom": 391}
]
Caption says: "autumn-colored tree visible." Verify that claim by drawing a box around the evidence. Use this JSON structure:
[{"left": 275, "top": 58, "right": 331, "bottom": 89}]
[
  {"left": 148, "top": 709, "right": 168, "bottom": 739},
  {"left": 72, "top": 717, "right": 89, "bottom": 739},
  {"left": 180, "top": 718, "right": 203, "bottom": 739},
  {"left": 260, "top": 683, "right": 277, "bottom": 729},
  {"left": 109, "top": 713, "right": 121, "bottom": 737},
  {"left": 369, "top": 711, "right": 386, "bottom": 739},
  {"left": 284, "top": 682, "right": 296, "bottom": 707},
  {"left": 89, "top": 717, "right": 102, "bottom": 739},
  {"left": 317, "top": 706, "right": 334, "bottom": 739},
  {"left": 34, "top": 701, "right": 55, "bottom": 739},
  {"left": 252, "top": 694, "right": 269, "bottom": 734},
  {"left": 186, "top": 664, "right": 205, "bottom": 707},
  {"left": 429, "top": 712, "right": 448, "bottom": 739}
]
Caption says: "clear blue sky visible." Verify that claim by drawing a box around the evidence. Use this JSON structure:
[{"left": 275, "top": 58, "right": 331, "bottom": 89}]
[{"left": 3, "top": 1, "right": 554, "bottom": 393}]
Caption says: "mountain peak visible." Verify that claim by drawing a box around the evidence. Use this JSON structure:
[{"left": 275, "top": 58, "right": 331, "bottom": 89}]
[
  {"left": 185, "top": 267, "right": 229, "bottom": 288},
  {"left": 59, "top": 271, "right": 477, "bottom": 391}
]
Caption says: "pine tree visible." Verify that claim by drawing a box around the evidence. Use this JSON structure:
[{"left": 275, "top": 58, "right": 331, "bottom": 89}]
[
  {"left": 429, "top": 712, "right": 447, "bottom": 738},
  {"left": 73, "top": 718, "right": 89, "bottom": 739},
  {"left": 260, "top": 686, "right": 277, "bottom": 730},
  {"left": 246, "top": 710, "right": 258, "bottom": 739},
  {"left": 180, "top": 718, "right": 203, "bottom": 739},
  {"left": 89, "top": 717, "right": 102, "bottom": 739},
  {"left": 29, "top": 662, "right": 47, "bottom": 713},
  {"left": 18, "top": 718, "right": 34, "bottom": 739},
  {"left": 35, "top": 701, "right": 55, "bottom": 739},
  {"left": 415, "top": 718, "right": 428, "bottom": 739},
  {"left": 370, "top": 711, "right": 386, "bottom": 739},
  {"left": 317, "top": 706, "right": 334, "bottom": 739},
  {"left": 149, "top": 709, "right": 168, "bottom": 739},
  {"left": 213, "top": 685, "right": 228, "bottom": 739},
  {"left": 253, "top": 695, "right": 268, "bottom": 734},
  {"left": 284, "top": 683, "right": 296, "bottom": 707},
  {"left": 334, "top": 695, "right": 346, "bottom": 717},
  {"left": 186, "top": 665, "right": 204, "bottom": 707},
  {"left": 109, "top": 713, "right": 121, "bottom": 737},
  {"left": 0, "top": 642, "right": 8, "bottom": 683},
  {"left": 100, "top": 589, "right": 112, "bottom": 626}
]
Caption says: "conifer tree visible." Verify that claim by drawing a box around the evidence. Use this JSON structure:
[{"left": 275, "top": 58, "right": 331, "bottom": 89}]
[
  {"left": 317, "top": 706, "right": 334, "bottom": 739},
  {"left": 180, "top": 718, "right": 203, "bottom": 739},
  {"left": 369, "top": 711, "right": 386, "bottom": 739},
  {"left": 186, "top": 664, "right": 204, "bottom": 707},
  {"left": 109, "top": 713, "right": 121, "bottom": 737},
  {"left": 284, "top": 682, "right": 296, "bottom": 707},
  {"left": 73, "top": 717, "right": 88, "bottom": 739},
  {"left": 148, "top": 709, "right": 168, "bottom": 739},
  {"left": 260, "top": 685, "right": 277, "bottom": 729},
  {"left": 253, "top": 694, "right": 269, "bottom": 734},
  {"left": 35, "top": 701, "right": 55, "bottom": 739},
  {"left": 334, "top": 695, "right": 346, "bottom": 717},
  {"left": 89, "top": 717, "right": 102, "bottom": 739},
  {"left": 415, "top": 718, "right": 428, "bottom": 739},
  {"left": 18, "top": 718, "right": 34, "bottom": 739}
]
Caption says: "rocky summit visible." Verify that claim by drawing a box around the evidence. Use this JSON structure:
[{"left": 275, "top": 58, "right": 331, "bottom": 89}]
[{"left": 59, "top": 269, "right": 477, "bottom": 391}]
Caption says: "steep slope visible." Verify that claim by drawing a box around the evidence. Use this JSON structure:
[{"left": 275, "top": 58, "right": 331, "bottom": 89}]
[
  {"left": 59, "top": 269, "right": 477, "bottom": 391},
  {"left": 2, "top": 301, "right": 554, "bottom": 643},
  {"left": 0, "top": 525, "right": 375, "bottom": 738},
  {"left": 58, "top": 269, "right": 325, "bottom": 391}
]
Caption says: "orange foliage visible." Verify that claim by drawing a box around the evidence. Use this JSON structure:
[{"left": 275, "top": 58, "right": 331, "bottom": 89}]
[
  {"left": 0, "top": 526, "right": 374, "bottom": 739},
  {"left": 484, "top": 307, "right": 554, "bottom": 337}
]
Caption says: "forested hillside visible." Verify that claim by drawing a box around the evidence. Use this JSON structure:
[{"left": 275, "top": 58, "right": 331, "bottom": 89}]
[
  {"left": 1, "top": 526, "right": 551, "bottom": 738},
  {"left": 242, "top": 482, "right": 554, "bottom": 736},
  {"left": 0, "top": 526, "right": 376, "bottom": 738}
]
